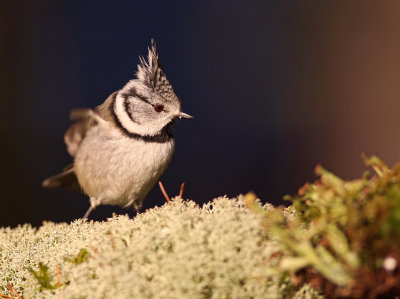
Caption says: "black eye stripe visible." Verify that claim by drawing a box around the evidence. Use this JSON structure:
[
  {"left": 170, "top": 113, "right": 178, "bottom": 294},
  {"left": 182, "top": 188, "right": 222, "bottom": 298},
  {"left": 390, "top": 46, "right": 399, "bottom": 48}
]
[
  {"left": 135, "top": 94, "right": 152, "bottom": 105},
  {"left": 123, "top": 87, "right": 153, "bottom": 106},
  {"left": 122, "top": 88, "right": 168, "bottom": 112},
  {"left": 122, "top": 94, "right": 140, "bottom": 123},
  {"left": 132, "top": 95, "right": 167, "bottom": 112}
]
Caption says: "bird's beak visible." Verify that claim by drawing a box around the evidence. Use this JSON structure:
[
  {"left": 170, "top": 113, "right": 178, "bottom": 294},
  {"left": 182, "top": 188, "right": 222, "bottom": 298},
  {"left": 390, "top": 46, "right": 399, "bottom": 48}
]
[{"left": 179, "top": 112, "right": 194, "bottom": 119}]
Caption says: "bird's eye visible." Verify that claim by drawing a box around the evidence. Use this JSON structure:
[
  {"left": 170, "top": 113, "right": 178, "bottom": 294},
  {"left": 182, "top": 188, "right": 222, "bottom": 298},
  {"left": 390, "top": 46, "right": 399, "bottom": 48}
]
[{"left": 154, "top": 105, "right": 164, "bottom": 112}]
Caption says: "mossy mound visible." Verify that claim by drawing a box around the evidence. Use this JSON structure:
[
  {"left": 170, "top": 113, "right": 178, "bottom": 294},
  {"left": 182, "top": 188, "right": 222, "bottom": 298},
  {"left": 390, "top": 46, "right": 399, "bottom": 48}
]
[
  {"left": 3, "top": 155, "right": 399, "bottom": 298},
  {"left": 0, "top": 196, "right": 321, "bottom": 299},
  {"left": 250, "top": 155, "right": 400, "bottom": 298}
]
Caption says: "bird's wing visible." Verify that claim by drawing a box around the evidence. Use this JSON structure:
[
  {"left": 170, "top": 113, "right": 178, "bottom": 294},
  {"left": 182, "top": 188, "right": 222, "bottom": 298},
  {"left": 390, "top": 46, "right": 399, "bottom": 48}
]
[
  {"left": 64, "top": 91, "right": 118, "bottom": 157},
  {"left": 42, "top": 92, "right": 119, "bottom": 192},
  {"left": 64, "top": 109, "right": 97, "bottom": 157},
  {"left": 95, "top": 90, "right": 118, "bottom": 123}
]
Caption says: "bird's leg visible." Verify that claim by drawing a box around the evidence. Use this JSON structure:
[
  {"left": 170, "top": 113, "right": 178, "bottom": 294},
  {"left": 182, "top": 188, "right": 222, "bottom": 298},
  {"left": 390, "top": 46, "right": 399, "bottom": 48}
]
[
  {"left": 82, "top": 197, "right": 101, "bottom": 219},
  {"left": 82, "top": 206, "right": 94, "bottom": 219}
]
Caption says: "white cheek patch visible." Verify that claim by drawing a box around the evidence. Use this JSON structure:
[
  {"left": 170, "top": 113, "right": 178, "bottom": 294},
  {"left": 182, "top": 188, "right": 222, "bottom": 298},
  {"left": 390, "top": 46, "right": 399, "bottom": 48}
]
[{"left": 114, "top": 93, "right": 161, "bottom": 136}]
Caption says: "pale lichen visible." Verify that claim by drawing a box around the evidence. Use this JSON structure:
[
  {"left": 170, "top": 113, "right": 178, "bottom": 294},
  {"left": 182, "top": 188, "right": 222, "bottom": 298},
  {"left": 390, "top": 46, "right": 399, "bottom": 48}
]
[{"left": 0, "top": 196, "right": 320, "bottom": 298}]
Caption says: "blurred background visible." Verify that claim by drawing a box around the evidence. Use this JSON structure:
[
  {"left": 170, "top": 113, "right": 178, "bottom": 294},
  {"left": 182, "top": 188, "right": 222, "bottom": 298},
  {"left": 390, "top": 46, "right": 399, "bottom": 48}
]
[{"left": 1, "top": 1, "right": 400, "bottom": 226}]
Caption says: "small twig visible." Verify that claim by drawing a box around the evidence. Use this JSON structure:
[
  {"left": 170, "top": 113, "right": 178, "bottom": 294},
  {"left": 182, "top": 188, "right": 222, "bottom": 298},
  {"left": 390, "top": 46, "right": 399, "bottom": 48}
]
[
  {"left": 56, "top": 265, "right": 63, "bottom": 299},
  {"left": 179, "top": 182, "right": 185, "bottom": 198},
  {"left": 0, "top": 294, "right": 12, "bottom": 298},
  {"left": 108, "top": 231, "right": 117, "bottom": 250},
  {"left": 158, "top": 181, "right": 171, "bottom": 204},
  {"left": 89, "top": 246, "right": 100, "bottom": 257},
  {"left": 7, "top": 282, "right": 23, "bottom": 299},
  {"left": 56, "top": 265, "right": 61, "bottom": 288}
]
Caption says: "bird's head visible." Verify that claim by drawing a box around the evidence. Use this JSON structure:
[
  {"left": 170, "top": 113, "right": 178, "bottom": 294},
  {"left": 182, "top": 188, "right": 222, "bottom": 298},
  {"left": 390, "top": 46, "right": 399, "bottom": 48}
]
[{"left": 113, "top": 40, "right": 192, "bottom": 139}]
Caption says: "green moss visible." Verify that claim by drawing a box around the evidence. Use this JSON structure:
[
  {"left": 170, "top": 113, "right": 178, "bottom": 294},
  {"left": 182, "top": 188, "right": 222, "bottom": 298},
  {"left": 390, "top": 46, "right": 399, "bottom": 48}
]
[
  {"left": 251, "top": 155, "right": 400, "bottom": 297},
  {"left": 27, "top": 262, "right": 59, "bottom": 291},
  {"left": 64, "top": 249, "right": 89, "bottom": 265}
]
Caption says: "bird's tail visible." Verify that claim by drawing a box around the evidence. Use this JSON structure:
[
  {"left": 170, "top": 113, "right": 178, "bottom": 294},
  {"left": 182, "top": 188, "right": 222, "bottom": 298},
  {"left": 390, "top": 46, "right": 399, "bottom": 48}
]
[{"left": 42, "top": 164, "right": 81, "bottom": 192}]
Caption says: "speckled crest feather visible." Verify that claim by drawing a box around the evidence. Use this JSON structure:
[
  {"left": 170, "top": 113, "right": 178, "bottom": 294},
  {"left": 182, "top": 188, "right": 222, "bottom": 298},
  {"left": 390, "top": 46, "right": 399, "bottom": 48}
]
[{"left": 136, "top": 40, "right": 177, "bottom": 102}]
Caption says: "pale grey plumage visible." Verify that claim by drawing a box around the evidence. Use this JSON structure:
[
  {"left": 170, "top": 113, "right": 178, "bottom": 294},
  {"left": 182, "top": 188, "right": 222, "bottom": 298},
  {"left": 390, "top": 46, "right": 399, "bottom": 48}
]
[{"left": 43, "top": 41, "right": 193, "bottom": 218}]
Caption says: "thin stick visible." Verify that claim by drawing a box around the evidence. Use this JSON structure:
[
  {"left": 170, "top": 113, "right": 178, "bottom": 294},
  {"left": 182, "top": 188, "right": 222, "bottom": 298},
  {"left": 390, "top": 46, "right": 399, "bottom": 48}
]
[
  {"left": 56, "top": 265, "right": 61, "bottom": 288},
  {"left": 7, "top": 282, "right": 23, "bottom": 299},
  {"left": 158, "top": 181, "right": 171, "bottom": 204},
  {"left": 56, "top": 265, "right": 63, "bottom": 299},
  {"left": 179, "top": 182, "right": 185, "bottom": 198},
  {"left": 0, "top": 294, "right": 12, "bottom": 298}
]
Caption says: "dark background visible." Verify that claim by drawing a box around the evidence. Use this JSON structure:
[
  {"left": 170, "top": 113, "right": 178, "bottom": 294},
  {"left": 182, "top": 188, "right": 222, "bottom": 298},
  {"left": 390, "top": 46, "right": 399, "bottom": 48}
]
[{"left": 1, "top": 1, "right": 400, "bottom": 226}]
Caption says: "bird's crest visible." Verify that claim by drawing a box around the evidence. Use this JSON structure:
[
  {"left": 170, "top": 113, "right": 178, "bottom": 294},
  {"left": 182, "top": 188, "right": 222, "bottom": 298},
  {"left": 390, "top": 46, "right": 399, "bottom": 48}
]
[{"left": 136, "top": 40, "right": 176, "bottom": 101}]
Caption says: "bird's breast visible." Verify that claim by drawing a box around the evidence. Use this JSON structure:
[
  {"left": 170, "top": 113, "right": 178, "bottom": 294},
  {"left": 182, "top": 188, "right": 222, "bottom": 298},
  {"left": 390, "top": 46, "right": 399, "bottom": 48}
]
[{"left": 74, "top": 125, "right": 175, "bottom": 206}]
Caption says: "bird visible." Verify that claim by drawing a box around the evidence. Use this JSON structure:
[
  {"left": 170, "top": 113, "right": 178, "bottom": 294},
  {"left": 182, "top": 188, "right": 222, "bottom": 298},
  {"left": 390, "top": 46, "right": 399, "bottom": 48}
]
[{"left": 42, "top": 40, "right": 193, "bottom": 219}]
